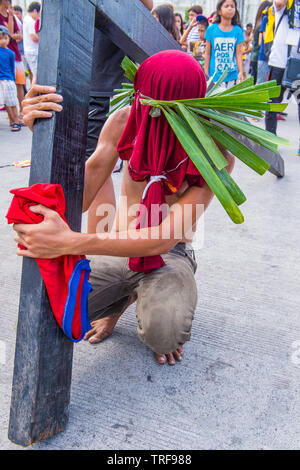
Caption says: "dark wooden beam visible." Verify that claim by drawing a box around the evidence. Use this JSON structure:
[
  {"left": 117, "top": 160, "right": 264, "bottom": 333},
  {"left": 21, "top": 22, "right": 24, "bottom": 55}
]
[
  {"left": 90, "top": 0, "right": 181, "bottom": 63},
  {"left": 8, "top": 0, "right": 183, "bottom": 448},
  {"left": 227, "top": 119, "right": 285, "bottom": 177},
  {"left": 8, "top": 0, "right": 95, "bottom": 446}
]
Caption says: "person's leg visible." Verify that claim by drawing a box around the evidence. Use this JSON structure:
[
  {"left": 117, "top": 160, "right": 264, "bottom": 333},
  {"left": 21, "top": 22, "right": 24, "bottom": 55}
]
[
  {"left": 85, "top": 254, "right": 142, "bottom": 343},
  {"left": 3, "top": 81, "right": 20, "bottom": 128},
  {"left": 257, "top": 60, "right": 270, "bottom": 85},
  {"left": 16, "top": 85, "right": 24, "bottom": 115},
  {"left": 251, "top": 61, "right": 258, "bottom": 84},
  {"left": 25, "top": 54, "right": 38, "bottom": 87},
  {"left": 135, "top": 244, "right": 198, "bottom": 365},
  {"left": 5, "top": 105, "right": 17, "bottom": 123},
  {"left": 265, "top": 66, "right": 286, "bottom": 135},
  {"left": 15, "top": 61, "right": 25, "bottom": 117}
]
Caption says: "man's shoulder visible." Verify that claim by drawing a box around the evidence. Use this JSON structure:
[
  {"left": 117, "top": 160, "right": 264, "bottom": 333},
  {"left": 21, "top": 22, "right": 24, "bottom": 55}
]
[{"left": 109, "top": 106, "right": 131, "bottom": 129}]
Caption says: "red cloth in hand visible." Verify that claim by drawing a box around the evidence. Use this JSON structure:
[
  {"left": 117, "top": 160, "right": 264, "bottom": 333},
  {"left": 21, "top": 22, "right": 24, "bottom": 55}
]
[
  {"left": 6, "top": 183, "right": 92, "bottom": 342},
  {"left": 117, "top": 50, "right": 206, "bottom": 273}
]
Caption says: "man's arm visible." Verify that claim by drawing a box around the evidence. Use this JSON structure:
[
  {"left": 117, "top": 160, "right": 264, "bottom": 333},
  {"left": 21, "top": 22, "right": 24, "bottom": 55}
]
[
  {"left": 30, "top": 32, "right": 39, "bottom": 43},
  {"left": 82, "top": 106, "right": 130, "bottom": 212},
  {"left": 236, "top": 43, "right": 244, "bottom": 82},
  {"left": 13, "top": 183, "right": 210, "bottom": 259},
  {"left": 13, "top": 151, "right": 235, "bottom": 260}
]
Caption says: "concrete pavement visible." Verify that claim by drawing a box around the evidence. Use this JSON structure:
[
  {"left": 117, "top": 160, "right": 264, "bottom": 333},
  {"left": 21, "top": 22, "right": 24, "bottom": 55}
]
[{"left": 0, "top": 97, "right": 300, "bottom": 450}]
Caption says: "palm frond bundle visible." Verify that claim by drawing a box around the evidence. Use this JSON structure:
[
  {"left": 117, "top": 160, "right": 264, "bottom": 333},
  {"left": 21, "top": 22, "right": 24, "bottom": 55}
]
[{"left": 109, "top": 57, "right": 289, "bottom": 224}]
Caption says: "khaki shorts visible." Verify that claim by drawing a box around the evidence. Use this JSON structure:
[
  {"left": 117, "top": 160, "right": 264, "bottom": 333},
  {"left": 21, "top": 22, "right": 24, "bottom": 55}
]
[{"left": 88, "top": 243, "right": 198, "bottom": 355}]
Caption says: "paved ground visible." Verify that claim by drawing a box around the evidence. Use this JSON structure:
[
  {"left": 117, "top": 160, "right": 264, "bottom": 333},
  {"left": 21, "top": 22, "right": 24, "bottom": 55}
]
[{"left": 0, "top": 97, "right": 300, "bottom": 450}]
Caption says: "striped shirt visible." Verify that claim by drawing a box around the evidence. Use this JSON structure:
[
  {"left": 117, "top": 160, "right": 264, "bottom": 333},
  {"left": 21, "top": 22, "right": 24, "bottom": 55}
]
[{"left": 187, "top": 25, "right": 200, "bottom": 55}]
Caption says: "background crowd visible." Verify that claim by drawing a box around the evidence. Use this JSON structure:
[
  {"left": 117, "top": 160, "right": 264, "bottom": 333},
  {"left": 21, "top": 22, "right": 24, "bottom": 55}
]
[{"left": 0, "top": 0, "right": 299, "bottom": 153}]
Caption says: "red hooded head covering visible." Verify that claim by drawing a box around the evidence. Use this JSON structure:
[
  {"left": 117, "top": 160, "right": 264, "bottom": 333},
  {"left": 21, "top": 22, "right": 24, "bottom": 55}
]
[{"left": 117, "top": 50, "right": 207, "bottom": 273}]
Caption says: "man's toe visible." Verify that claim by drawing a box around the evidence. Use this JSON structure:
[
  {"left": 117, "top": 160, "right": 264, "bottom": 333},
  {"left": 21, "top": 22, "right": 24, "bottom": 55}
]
[
  {"left": 166, "top": 353, "right": 176, "bottom": 365},
  {"left": 88, "top": 334, "right": 102, "bottom": 344},
  {"left": 154, "top": 353, "right": 167, "bottom": 365},
  {"left": 84, "top": 328, "right": 95, "bottom": 340}
]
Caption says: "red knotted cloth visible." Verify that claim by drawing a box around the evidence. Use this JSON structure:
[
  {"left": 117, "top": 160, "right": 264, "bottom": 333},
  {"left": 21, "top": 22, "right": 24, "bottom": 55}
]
[
  {"left": 117, "top": 50, "right": 207, "bottom": 273},
  {"left": 6, "top": 183, "right": 92, "bottom": 342}
]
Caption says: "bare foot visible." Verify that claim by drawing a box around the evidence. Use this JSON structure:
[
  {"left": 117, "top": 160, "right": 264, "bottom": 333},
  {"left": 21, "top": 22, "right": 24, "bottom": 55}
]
[
  {"left": 154, "top": 346, "right": 184, "bottom": 366},
  {"left": 84, "top": 312, "right": 123, "bottom": 344},
  {"left": 85, "top": 294, "right": 137, "bottom": 344}
]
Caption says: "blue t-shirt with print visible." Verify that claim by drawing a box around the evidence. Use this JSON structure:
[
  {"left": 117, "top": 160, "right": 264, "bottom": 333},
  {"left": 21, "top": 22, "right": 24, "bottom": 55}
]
[
  {"left": 205, "top": 23, "right": 244, "bottom": 82},
  {"left": 258, "top": 14, "right": 268, "bottom": 61}
]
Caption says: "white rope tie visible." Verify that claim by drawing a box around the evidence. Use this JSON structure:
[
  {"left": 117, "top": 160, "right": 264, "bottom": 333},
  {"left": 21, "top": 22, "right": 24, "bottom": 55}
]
[{"left": 142, "top": 175, "right": 167, "bottom": 202}]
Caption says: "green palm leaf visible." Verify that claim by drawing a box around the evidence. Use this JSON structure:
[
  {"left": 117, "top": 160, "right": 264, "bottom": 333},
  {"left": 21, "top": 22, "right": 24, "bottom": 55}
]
[
  {"left": 107, "top": 55, "right": 290, "bottom": 225},
  {"left": 162, "top": 106, "right": 244, "bottom": 224}
]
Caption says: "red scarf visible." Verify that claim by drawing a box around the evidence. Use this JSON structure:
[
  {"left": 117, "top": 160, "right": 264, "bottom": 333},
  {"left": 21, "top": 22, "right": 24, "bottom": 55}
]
[
  {"left": 6, "top": 184, "right": 92, "bottom": 342},
  {"left": 117, "top": 50, "right": 206, "bottom": 273}
]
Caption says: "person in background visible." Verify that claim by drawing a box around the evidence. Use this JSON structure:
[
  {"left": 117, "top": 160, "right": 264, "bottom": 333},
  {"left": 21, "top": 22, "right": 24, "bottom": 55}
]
[
  {"left": 13, "top": 3, "right": 33, "bottom": 84},
  {"left": 193, "top": 15, "right": 209, "bottom": 68},
  {"left": 0, "top": 0, "right": 25, "bottom": 123},
  {"left": 245, "top": 22, "right": 253, "bottom": 39},
  {"left": 208, "top": 11, "right": 218, "bottom": 24},
  {"left": 180, "top": 4, "right": 203, "bottom": 53},
  {"left": 256, "top": 2, "right": 272, "bottom": 83},
  {"left": 23, "top": 1, "right": 40, "bottom": 86},
  {"left": 250, "top": 1, "right": 272, "bottom": 84},
  {"left": 165, "top": 3, "right": 174, "bottom": 11},
  {"left": 12, "top": 5, "right": 23, "bottom": 56},
  {"left": 264, "top": 0, "right": 297, "bottom": 135},
  {"left": 243, "top": 23, "right": 253, "bottom": 77},
  {"left": 204, "top": 0, "right": 244, "bottom": 86},
  {"left": 152, "top": 4, "right": 180, "bottom": 41},
  {"left": 175, "top": 12, "right": 184, "bottom": 39},
  {"left": 0, "top": 25, "right": 21, "bottom": 131}
]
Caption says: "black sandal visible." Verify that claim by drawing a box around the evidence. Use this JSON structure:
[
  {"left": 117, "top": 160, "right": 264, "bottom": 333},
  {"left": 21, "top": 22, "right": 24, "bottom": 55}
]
[{"left": 11, "top": 123, "right": 21, "bottom": 132}]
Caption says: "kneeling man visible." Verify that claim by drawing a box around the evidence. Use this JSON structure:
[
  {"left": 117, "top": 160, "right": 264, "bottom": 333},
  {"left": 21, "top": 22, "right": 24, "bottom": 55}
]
[{"left": 15, "top": 51, "right": 234, "bottom": 366}]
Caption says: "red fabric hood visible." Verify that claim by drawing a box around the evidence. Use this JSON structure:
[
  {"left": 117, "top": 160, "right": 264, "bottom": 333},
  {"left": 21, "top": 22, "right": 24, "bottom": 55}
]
[{"left": 117, "top": 50, "right": 206, "bottom": 273}]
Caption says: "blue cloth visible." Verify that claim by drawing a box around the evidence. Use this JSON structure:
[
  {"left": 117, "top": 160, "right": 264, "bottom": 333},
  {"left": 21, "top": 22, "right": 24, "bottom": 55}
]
[
  {"left": 205, "top": 23, "right": 244, "bottom": 82},
  {"left": 0, "top": 46, "right": 15, "bottom": 81},
  {"left": 258, "top": 14, "right": 268, "bottom": 61},
  {"left": 62, "top": 259, "right": 92, "bottom": 343},
  {"left": 18, "top": 40, "right": 24, "bottom": 56}
]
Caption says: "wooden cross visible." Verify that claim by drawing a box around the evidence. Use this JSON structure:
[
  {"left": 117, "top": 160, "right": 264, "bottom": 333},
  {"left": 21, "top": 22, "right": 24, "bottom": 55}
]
[{"left": 8, "top": 0, "right": 180, "bottom": 447}]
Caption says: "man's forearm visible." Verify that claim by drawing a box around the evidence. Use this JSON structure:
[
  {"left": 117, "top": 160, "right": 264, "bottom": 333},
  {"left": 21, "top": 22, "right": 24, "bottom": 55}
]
[{"left": 69, "top": 226, "right": 171, "bottom": 258}]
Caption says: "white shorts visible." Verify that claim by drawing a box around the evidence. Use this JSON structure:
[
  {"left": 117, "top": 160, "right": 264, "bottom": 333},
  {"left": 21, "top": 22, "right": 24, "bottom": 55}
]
[
  {"left": 25, "top": 53, "right": 38, "bottom": 75},
  {"left": 0, "top": 80, "right": 18, "bottom": 107}
]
